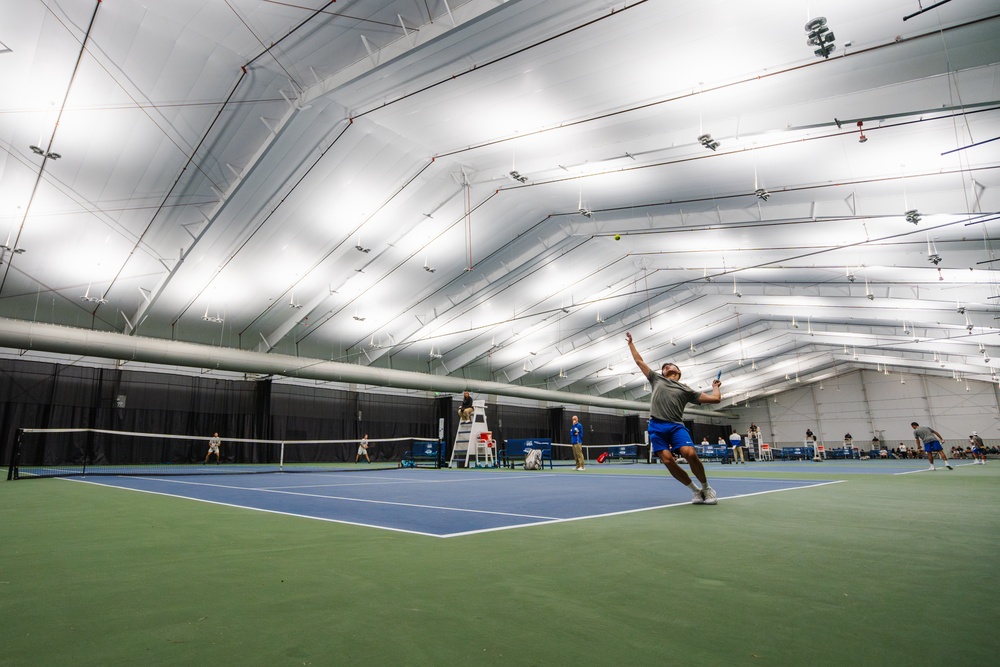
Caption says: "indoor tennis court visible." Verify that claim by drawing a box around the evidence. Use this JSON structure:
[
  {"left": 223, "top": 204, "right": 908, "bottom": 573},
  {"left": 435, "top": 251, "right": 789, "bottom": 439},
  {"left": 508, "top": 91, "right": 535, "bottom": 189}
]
[
  {"left": 67, "top": 467, "right": 842, "bottom": 537},
  {"left": 3, "top": 1, "right": 1000, "bottom": 666}
]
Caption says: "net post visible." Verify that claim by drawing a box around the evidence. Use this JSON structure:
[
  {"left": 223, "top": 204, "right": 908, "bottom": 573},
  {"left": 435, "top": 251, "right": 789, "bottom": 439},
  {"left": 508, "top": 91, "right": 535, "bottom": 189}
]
[
  {"left": 279, "top": 441, "right": 285, "bottom": 472},
  {"left": 7, "top": 428, "right": 24, "bottom": 480},
  {"left": 83, "top": 427, "right": 94, "bottom": 478}
]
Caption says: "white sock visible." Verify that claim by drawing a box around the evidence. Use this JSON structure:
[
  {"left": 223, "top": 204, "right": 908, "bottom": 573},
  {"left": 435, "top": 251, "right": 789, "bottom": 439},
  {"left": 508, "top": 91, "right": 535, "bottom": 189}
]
[{"left": 688, "top": 482, "right": 702, "bottom": 492}]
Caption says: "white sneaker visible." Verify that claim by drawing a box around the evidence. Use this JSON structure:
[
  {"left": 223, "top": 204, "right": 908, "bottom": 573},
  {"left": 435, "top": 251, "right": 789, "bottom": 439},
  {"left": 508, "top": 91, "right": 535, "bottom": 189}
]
[
  {"left": 691, "top": 489, "right": 705, "bottom": 504},
  {"left": 702, "top": 487, "right": 718, "bottom": 505},
  {"left": 575, "top": 467, "right": 583, "bottom": 471},
  {"left": 927, "top": 466, "right": 936, "bottom": 471}
]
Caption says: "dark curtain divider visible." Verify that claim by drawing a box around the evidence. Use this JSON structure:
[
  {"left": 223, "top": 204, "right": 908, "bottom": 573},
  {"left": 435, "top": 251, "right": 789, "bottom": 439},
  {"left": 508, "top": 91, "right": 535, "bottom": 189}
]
[{"left": 2, "top": 357, "right": 683, "bottom": 472}]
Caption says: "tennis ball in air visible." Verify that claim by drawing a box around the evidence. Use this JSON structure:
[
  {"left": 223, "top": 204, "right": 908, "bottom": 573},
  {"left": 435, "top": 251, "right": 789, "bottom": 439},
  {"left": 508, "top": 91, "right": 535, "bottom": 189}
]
[{"left": 614, "top": 234, "right": 621, "bottom": 241}]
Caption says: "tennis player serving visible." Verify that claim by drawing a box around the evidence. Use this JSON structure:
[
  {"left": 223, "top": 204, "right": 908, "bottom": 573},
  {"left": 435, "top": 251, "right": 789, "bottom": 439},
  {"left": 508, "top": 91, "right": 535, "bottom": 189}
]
[{"left": 626, "top": 332, "right": 723, "bottom": 504}]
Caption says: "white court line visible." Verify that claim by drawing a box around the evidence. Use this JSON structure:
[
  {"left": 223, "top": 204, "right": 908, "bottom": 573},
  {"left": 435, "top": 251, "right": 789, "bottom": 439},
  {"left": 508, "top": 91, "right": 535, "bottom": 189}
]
[
  {"left": 76, "top": 475, "right": 561, "bottom": 520},
  {"left": 894, "top": 462, "right": 977, "bottom": 475},
  {"left": 63, "top": 476, "right": 845, "bottom": 539},
  {"left": 439, "top": 480, "right": 847, "bottom": 537},
  {"left": 256, "top": 472, "right": 542, "bottom": 491},
  {"left": 65, "top": 478, "right": 447, "bottom": 538}
]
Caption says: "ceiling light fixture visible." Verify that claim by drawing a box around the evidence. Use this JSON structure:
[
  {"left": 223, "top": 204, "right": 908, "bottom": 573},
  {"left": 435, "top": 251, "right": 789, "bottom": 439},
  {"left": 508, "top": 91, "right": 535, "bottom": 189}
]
[
  {"left": 927, "top": 236, "right": 942, "bottom": 265},
  {"left": 752, "top": 164, "right": 769, "bottom": 201},
  {"left": 1, "top": 233, "right": 25, "bottom": 254},
  {"left": 80, "top": 284, "right": 108, "bottom": 305},
  {"left": 905, "top": 209, "right": 922, "bottom": 224},
  {"left": 508, "top": 170, "right": 528, "bottom": 183},
  {"left": 29, "top": 144, "right": 61, "bottom": 160},
  {"left": 697, "top": 134, "right": 720, "bottom": 151},
  {"left": 201, "top": 305, "right": 224, "bottom": 323},
  {"left": 805, "top": 17, "right": 836, "bottom": 58}
]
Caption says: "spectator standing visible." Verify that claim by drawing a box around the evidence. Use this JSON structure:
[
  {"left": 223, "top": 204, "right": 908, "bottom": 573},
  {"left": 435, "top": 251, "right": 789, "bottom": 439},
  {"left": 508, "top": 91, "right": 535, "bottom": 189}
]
[
  {"left": 570, "top": 415, "right": 585, "bottom": 471},
  {"left": 729, "top": 430, "right": 745, "bottom": 464}
]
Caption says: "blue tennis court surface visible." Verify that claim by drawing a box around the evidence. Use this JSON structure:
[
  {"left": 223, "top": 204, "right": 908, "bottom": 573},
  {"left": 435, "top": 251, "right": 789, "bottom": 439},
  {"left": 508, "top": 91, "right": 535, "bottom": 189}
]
[{"left": 70, "top": 469, "right": 841, "bottom": 538}]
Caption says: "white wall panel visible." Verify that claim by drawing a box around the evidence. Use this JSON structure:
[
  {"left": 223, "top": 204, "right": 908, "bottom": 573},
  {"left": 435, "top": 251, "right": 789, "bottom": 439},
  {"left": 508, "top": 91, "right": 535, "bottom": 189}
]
[{"left": 730, "top": 370, "right": 1000, "bottom": 446}]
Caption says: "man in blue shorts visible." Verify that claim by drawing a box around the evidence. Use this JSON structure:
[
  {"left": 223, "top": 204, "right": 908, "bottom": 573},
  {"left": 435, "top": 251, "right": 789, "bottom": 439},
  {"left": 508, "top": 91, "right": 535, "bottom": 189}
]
[
  {"left": 626, "top": 331, "right": 723, "bottom": 504},
  {"left": 970, "top": 433, "right": 986, "bottom": 465},
  {"left": 911, "top": 421, "right": 953, "bottom": 471}
]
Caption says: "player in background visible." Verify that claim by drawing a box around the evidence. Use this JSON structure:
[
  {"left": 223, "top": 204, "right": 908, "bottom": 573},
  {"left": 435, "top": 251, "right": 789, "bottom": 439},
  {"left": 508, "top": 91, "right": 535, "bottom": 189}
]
[
  {"left": 911, "top": 421, "right": 953, "bottom": 471},
  {"left": 626, "top": 331, "right": 723, "bottom": 504},
  {"left": 356, "top": 434, "right": 371, "bottom": 463},
  {"left": 970, "top": 433, "right": 986, "bottom": 465},
  {"left": 205, "top": 432, "right": 221, "bottom": 464}
]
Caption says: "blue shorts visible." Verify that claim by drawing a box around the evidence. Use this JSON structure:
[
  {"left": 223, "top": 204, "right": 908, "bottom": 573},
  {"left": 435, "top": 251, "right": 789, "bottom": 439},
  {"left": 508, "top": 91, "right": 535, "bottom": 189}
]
[
  {"left": 972, "top": 445, "right": 983, "bottom": 454},
  {"left": 923, "top": 440, "right": 943, "bottom": 453},
  {"left": 648, "top": 419, "right": 695, "bottom": 453}
]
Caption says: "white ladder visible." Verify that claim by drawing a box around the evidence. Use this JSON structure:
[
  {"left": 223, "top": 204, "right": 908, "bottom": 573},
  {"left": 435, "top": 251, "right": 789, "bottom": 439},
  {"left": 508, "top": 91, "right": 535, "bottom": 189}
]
[{"left": 449, "top": 400, "right": 494, "bottom": 467}]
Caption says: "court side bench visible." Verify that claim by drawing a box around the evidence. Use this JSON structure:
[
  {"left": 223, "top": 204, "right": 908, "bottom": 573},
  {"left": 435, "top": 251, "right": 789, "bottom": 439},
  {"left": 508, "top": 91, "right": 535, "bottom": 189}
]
[
  {"left": 694, "top": 445, "right": 730, "bottom": 461},
  {"left": 599, "top": 445, "right": 639, "bottom": 463},
  {"left": 501, "top": 438, "right": 553, "bottom": 470},
  {"left": 401, "top": 440, "right": 446, "bottom": 468},
  {"left": 777, "top": 446, "right": 814, "bottom": 460}
]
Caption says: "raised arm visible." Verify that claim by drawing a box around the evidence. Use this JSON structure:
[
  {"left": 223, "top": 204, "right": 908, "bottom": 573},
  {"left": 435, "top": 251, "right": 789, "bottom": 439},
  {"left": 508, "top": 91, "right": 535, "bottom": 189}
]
[
  {"left": 696, "top": 380, "right": 723, "bottom": 405},
  {"left": 625, "top": 332, "right": 652, "bottom": 378}
]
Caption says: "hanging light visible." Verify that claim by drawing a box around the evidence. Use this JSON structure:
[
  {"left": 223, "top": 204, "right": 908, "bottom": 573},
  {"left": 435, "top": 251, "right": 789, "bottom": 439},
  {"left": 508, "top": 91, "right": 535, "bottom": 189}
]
[
  {"left": 697, "top": 133, "right": 720, "bottom": 151},
  {"left": 805, "top": 17, "right": 836, "bottom": 58},
  {"left": 927, "top": 236, "right": 942, "bottom": 265}
]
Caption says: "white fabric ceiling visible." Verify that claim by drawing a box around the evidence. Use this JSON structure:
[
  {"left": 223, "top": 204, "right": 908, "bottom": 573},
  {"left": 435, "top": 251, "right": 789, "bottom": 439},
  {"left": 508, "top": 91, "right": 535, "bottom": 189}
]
[{"left": 1, "top": 0, "right": 999, "bottom": 408}]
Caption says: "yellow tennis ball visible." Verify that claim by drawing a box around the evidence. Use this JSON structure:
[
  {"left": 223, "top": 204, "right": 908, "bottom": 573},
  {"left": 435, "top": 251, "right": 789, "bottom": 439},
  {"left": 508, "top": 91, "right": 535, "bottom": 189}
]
[{"left": 614, "top": 234, "right": 621, "bottom": 240}]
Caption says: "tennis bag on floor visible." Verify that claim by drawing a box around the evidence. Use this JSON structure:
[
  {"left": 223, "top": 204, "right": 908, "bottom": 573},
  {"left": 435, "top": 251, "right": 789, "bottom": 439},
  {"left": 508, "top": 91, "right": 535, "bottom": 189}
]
[{"left": 523, "top": 448, "right": 543, "bottom": 470}]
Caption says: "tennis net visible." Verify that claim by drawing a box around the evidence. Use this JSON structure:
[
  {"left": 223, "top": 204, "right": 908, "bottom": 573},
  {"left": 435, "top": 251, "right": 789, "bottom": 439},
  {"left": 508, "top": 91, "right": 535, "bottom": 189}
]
[
  {"left": 7, "top": 428, "right": 436, "bottom": 479},
  {"left": 549, "top": 442, "right": 646, "bottom": 466}
]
